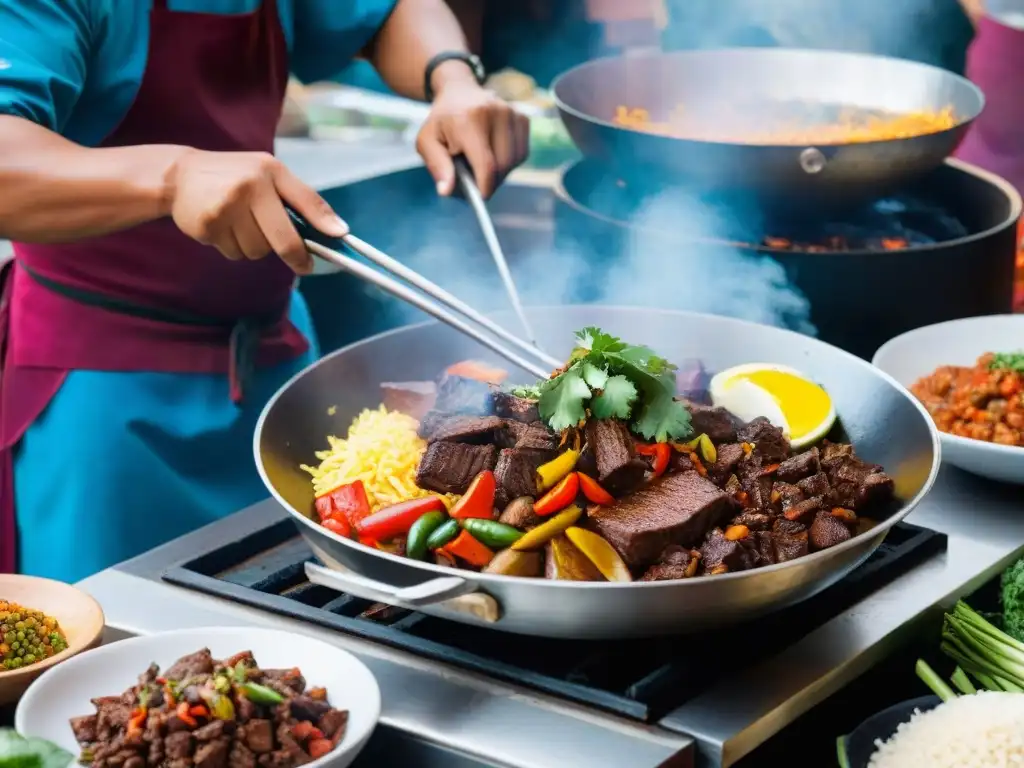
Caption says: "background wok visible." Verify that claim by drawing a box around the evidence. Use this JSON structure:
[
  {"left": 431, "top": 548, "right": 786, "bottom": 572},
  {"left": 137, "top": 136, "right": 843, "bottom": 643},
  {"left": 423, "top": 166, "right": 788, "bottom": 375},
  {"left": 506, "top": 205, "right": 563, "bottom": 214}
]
[
  {"left": 255, "top": 306, "right": 941, "bottom": 639},
  {"left": 552, "top": 48, "right": 984, "bottom": 206}
]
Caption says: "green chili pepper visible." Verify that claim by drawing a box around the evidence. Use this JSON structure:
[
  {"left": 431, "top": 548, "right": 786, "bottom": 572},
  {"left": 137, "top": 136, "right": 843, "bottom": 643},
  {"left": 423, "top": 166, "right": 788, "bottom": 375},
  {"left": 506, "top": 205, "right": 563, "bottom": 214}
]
[
  {"left": 406, "top": 511, "right": 447, "bottom": 560},
  {"left": 239, "top": 682, "right": 284, "bottom": 705},
  {"left": 424, "top": 519, "right": 460, "bottom": 550},
  {"left": 460, "top": 519, "right": 523, "bottom": 549}
]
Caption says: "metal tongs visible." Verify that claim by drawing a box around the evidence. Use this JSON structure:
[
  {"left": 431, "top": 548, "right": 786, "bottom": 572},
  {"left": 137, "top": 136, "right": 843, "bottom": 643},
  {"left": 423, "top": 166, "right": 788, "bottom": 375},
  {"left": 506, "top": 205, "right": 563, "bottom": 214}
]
[{"left": 287, "top": 210, "right": 560, "bottom": 380}]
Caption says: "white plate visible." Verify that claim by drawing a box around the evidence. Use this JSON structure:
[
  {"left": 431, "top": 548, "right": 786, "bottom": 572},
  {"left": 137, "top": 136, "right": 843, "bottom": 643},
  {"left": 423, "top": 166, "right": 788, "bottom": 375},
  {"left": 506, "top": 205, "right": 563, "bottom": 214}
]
[
  {"left": 15, "top": 626, "right": 381, "bottom": 768},
  {"left": 873, "top": 314, "right": 1024, "bottom": 485}
]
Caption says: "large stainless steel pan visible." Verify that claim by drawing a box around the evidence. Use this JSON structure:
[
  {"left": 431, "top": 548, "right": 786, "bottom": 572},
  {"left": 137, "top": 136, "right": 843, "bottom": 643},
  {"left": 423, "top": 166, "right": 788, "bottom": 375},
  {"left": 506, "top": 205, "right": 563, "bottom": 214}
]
[
  {"left": 254, "top": 306, "right": 940, "bottom": 639},
  {"left": 551, "top": 48, "right": 984, "bottom": 204}
]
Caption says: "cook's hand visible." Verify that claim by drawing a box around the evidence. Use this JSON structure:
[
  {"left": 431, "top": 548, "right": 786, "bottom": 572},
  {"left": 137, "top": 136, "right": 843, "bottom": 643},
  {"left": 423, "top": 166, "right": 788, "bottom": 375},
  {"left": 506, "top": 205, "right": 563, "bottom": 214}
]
[
  {"left": 416, "top": 81, "right": 530, "bottom": 199},
  {"left": 168, "top": 149, "right": 348, "bottom": 275}
]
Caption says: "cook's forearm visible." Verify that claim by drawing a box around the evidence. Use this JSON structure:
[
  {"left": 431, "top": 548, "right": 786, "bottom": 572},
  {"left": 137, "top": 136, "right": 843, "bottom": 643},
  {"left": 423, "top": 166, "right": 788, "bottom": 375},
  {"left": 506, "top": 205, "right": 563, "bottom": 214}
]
[
  {"left": 0, "top": 116, "right": 185, "bottom": 243},
  {"left": 367, "top": 0, "right": 477, "bottom": 100},
  {"left": 444, "top": 0, "right": 484, "bottom": 54}
]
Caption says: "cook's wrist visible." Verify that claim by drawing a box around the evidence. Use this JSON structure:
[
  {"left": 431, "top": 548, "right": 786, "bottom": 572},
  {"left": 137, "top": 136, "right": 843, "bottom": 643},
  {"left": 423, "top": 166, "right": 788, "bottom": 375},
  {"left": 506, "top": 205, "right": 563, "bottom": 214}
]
[
  {"left": 154, "top": 145, "right": 194, "bottom": 217},
  {"left": 430, "top": 58, "right": 483, "bottom": 99}
]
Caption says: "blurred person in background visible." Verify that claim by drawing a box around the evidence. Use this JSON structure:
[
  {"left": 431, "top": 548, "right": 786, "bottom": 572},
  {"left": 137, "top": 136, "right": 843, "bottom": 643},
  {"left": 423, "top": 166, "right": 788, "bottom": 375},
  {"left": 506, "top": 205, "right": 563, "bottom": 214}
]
[{"left": 0, "top": 0, "right": 529, "bottom": 582}]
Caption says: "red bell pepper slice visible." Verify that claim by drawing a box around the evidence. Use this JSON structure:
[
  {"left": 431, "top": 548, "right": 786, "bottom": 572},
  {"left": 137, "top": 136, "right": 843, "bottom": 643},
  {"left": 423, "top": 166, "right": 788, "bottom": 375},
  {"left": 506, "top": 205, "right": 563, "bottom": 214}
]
[
  {"left": 577, "top": 472, "right": 614, "bottom": 505},
  {"left": 320, "top": 517, "right": 352, "bottom": 538},
  {"left": 636, "top": 442, "right": 671, "bottom": 477},
  {"left": 355, "top": 496, "right": 446, "bottom": 542},
  {"left": 314, "top": 480, "right": 371, "bottom": 527},
  {"left": 533, "top": 472, "right": 580, "bottom": 516},
  {"left": 442, "top": 530, "right": 494, "bottom": 567},
  {"left": 449, "top": 470, "right": 496, "bottom": 519}
]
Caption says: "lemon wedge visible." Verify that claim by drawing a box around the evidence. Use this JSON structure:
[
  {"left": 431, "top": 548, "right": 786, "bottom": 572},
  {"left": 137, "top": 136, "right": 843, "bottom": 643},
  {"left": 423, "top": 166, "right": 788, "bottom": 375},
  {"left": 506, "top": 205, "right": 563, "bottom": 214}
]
[{"left": 708, "top": 363, "right": 836, "bottom": 450}]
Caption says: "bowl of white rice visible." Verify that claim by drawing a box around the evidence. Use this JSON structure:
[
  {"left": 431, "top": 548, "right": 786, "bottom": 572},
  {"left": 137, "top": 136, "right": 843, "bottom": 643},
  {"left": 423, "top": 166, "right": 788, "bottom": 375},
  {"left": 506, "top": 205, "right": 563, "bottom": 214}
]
[{"left": 840, "top": 691, "right": 1024, "bottom": 767}]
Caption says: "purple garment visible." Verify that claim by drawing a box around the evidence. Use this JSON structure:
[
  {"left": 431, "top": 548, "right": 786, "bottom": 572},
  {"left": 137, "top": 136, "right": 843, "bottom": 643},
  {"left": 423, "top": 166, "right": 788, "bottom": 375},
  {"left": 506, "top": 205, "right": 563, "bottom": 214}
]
[{"left": 956, "top": 14, "right": 1024, "bottom": 194}]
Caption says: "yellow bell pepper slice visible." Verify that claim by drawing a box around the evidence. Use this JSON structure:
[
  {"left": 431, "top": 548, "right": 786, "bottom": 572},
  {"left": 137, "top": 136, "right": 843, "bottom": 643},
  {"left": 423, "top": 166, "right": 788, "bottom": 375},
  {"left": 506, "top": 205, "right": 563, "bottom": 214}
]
[
  {"left": 535, "top": 449, "right": 580, "bottom": 493},
  {"left": 564, "top": 527, "right": 632, "bottom": 582},
  {"left": 511, "top": 505, "right": 583, "bottom": 551}
]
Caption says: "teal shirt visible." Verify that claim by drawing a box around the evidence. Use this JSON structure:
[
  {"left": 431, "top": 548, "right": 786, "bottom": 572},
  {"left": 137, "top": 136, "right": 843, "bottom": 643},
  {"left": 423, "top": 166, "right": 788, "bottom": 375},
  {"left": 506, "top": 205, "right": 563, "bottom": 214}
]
[{"left": 0, "top": 0, "right": 398, "bottom": 146}]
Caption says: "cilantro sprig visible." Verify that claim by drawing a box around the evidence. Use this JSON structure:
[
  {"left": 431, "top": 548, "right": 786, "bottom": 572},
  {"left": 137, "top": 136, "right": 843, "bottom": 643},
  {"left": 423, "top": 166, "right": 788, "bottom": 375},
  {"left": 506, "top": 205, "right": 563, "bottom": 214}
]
[
  {"left": 526, "top": 327, "right": 693, "bottom": 442},
  {"left": 990, "top": 352, "right": 1024, "bottom": 373}
]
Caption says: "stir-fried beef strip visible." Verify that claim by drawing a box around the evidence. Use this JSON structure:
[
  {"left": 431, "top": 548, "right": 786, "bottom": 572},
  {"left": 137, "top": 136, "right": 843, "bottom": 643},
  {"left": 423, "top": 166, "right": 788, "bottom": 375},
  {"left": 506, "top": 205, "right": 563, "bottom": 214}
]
[
  {"left": 683, "top": 402, "right": 743, "bottom": 444},
  {"left": 588, "top": 471, "right": 739, "bottom": 569},
  {"left": 71, "top": 649, "right": 347, "bottom": 768},
  {"left": 737, "top": 416, "right": 791, "bottom": 463},
  {"left": 494, "top": 448, "right": 552, "bottom": 509},
  {"left": 491, "top": 391, "right": 540, "bottom": 423},
  {"left": 418, "top": 414, "right": 507, "bottom": 444},
  {"left": 640, "top": 545, "right": 701, "bottom": 581},
  {"left": 415, "top": 441, "right": 498, "bottom": 494},
  {"left": 584, "top": 419, "right": 648, "bottom": 496}
]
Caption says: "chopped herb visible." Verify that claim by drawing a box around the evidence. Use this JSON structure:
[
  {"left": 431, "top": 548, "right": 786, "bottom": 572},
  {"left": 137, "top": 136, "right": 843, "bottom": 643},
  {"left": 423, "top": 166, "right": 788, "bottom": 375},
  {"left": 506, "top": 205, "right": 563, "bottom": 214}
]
[
  {"left": 509, "top": 384, "right": 542, "bottom": 400},
  {"left": 990, "top": 352, "right": 1024, "bottom": 373},
  {"left": 591, "top": 375, "right": 637, "bottom": 420},
  {"left": 524, "top": 327, "right": 693, "bottom": 441},
  {"left": 537, "top": 364, "right": 592, "bottom": 431}
]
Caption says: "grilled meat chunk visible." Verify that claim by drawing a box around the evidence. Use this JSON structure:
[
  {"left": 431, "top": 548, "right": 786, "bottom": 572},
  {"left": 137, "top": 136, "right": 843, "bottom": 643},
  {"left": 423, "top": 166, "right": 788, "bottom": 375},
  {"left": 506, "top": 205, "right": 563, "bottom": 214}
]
[
  {"left": 588, "top": 471, "right": 738, "bottom": 569},
  {"left": 584, "top": 419, "right": 647, "bottom": 496},
  {"left": 686, "top": 403, "right": 743, "bottom": 443},
  {"left": 417, "top": 413, "right": 506, "bottom": 444},
  {"left": 737, "top": 417, "right": 790, "bottom": 463},
  {"left": 491, "top": 390, "right": 540, "bottom": 423},
  {"left": 776, "top": 447, "right": 820, "bottom": 483},
  {"left": 415, "top": 442, "right": 498, "bottom": 494}
]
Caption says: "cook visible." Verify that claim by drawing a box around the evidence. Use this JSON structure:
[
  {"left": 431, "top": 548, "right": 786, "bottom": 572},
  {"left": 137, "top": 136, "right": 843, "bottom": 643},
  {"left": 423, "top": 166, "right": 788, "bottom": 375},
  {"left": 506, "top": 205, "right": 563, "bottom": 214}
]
[{"left": 0, "top": 0, "right": 530, "bottom": 582}]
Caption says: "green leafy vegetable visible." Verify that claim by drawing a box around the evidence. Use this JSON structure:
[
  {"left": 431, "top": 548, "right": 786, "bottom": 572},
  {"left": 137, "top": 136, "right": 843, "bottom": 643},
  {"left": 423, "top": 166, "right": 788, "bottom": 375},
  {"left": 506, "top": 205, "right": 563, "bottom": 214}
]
[
  {"left": 509, "top": 384, "right": 542, "bottom": 400},
  {"left": 0, "top": 729, "right": 74, "bottom": 768},
  {"left": 1001, "top": 555, "right": 1024, "bottom": 643},
  {"left": 537, "top": 364, "right": 591, "bottom": 432},
  {"left": 524, "top": 327, "right": 693, "bottom": 441},
  {"left": 591, "top": 375, "right": 638, "bottom": 420},
  {"left": 990, "top": 352, "right": 1024, "bottom": 373}
]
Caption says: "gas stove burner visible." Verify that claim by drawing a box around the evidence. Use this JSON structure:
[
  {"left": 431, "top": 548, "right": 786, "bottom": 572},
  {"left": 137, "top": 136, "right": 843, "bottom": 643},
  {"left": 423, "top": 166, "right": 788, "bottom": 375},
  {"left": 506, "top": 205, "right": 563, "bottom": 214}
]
[
  {"left": 553, "top": 156, "right": 1020, "bottom": 359},
  {"left": 163, "top": 521, "right": 945, "bottom": 723}
]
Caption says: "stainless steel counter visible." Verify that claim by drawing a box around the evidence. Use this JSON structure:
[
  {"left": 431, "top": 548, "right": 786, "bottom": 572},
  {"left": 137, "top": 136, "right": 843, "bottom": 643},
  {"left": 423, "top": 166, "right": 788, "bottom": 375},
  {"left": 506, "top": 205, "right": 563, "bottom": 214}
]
[{"left": 79, "top": 462, "right": 1022, "bottom": 768}]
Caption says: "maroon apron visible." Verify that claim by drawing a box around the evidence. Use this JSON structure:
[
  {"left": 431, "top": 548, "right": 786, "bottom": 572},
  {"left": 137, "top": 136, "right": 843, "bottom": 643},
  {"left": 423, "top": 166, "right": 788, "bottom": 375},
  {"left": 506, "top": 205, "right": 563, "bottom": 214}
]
[
  {"left": 0, "top": 0, "right": 306, "bottom": 572},
  {"left": 956, "top": 14, "right": 1024, "bottom": 194}
]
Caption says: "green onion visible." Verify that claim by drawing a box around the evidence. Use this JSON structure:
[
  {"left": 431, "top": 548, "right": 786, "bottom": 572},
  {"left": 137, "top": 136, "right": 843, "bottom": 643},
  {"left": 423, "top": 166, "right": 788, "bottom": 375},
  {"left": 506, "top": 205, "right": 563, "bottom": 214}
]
[
  {"left": 915, "top": 658, "right": 957, "bottom": 702},
  {"left": 239, "top": 682, "right": 284, "bottom": 705},
  {"left": 938, "top": 601, "right": 1024, "bottom": 693},
  {"left": 950, "top": 666, "right": 977, "bottom": 695}
]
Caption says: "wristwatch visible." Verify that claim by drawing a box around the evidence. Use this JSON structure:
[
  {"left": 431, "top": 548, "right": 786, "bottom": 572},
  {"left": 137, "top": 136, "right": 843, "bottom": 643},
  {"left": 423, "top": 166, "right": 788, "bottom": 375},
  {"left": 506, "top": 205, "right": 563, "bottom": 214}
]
[{"left": 423, "top": 52, "right": 486, "bottom": 102}]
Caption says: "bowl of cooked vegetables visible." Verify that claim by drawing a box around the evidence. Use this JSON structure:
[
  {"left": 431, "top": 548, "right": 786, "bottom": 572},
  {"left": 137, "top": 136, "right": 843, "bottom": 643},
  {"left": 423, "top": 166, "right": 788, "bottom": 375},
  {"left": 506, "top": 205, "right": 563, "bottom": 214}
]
[
  {"left": 0, "top": 574, "right": 105, "bottom": 705},
  {"left": 873, "top": 314, "right": 1024, "bottom": 485},
  {"left": 15, "top": 626, "right": 381, "bottom": 768}
]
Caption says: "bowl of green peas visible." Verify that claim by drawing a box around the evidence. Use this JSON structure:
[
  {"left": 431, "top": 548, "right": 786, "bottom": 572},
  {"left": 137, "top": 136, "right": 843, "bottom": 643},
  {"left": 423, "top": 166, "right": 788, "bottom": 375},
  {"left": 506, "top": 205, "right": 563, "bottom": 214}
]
[{"left": 0, "top": 575, "right": 105, "bottom": 704}]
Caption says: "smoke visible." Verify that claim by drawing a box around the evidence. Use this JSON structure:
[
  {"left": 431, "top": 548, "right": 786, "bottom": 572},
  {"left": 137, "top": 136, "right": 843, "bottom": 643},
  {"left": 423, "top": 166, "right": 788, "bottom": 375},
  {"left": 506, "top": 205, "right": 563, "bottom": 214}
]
[{"left": 381, "top": 180, "right": 816, "bottom": 339}]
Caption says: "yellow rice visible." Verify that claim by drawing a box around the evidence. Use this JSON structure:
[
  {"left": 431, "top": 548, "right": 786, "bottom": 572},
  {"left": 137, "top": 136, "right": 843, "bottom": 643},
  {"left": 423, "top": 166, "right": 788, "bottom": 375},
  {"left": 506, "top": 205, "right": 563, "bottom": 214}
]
[{"left": 301, "top": 405, "right": 455, "bottom": 513}]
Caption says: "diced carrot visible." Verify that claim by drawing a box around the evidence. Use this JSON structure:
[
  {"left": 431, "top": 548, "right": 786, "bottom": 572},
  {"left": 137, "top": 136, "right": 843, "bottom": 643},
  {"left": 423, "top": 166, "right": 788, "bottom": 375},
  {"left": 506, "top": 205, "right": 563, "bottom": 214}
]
[
  {"left": 176, "top": 702, "right": 197, "bottom": 728},
  {"left": 293, "top": 721, "right": 317, "bottom": 741},
  {"left": 188, "top": 705, "right": 209, "bottom": 719},
  {"left": 724, "top": 525, "right": 750, "bottom": 541},
  {"left": 690, "top": 454, "right": 708, "bottom": 477},
  {"left": 308, "top": 739, "right": 334, "bottom": 759},
  {"left": 831, "top": 507, "right": 857, "bottom": 523},
  {"left": 308, "top": 687, "right": 328, "bottom": 701},
  {"left": 760, "top": 463, "right": 780, "bottom": 476}
]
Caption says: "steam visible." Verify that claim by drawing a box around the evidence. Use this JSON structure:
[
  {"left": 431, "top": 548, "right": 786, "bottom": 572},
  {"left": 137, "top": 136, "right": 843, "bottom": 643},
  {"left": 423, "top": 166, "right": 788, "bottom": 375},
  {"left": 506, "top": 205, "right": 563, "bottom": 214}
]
[{"left": 380, "top": 181, "right": 816, "bottom": 341}]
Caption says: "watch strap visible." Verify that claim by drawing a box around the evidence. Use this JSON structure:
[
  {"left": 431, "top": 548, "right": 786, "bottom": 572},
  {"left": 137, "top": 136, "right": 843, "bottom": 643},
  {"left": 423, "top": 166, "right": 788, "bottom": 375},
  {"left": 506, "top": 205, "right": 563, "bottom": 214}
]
[{"left": 423, "top": 51, "right": 486, "bottom": 102}]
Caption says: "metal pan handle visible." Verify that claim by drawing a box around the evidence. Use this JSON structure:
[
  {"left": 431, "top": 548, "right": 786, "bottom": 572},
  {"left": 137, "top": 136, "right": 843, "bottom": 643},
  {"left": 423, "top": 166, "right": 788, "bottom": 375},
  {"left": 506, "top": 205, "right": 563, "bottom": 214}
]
[{"left": 304, "top": 562, "right": 501, "bottom": 623}]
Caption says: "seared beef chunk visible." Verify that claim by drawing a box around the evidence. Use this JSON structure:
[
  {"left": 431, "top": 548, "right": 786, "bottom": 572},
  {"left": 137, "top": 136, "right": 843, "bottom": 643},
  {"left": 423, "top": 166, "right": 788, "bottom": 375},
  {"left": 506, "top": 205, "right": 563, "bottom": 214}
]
[
  {"left": 498, "top": 496, "right": 542, "bottom": 529},
  {"left": 165, "top": 649, "right": 214, "bottom": 680},
  {"left": 732, "top": 511, "right": 771, "bottom": 531},
  {"left": 686, "top": 403, "right": 743, "bottom": 443},
  {"left": 415, "top": 441, "right": 497, "bottom": 494},
  {"left": 492, "top": 390, "right": 540, "bottom": 423},
  {"left": 796, "top": 472, "right": 830, "bottom": 498},
  {"left": 417, "top": 413, "right": 506, "bottom": 444},
  {"left": 700, "top": 529, "right": 757, "bottom": 572},
  {"left": 737, "top": 417, "right": 790, "bottom": 463},
  {"left": 783, "top": 496, "right": 824, "bottom": 525},
  {"left": 773, "top": 518, "right": 807, "bottom": 536},
  {"left": 641, "top": 545, "right": 700, "bottom": 581},
  {"left": 737, "top": 455, "right": 774, "bottom": 510},
  {"left": 709, "top": 442, "right": 744, "bottom": 482},
  {"left": 380, "top": 381, "right": 437, "bottom": 420},
  {"left": 589, "top": 471, "right": 738, "bottom": 569},
  {"left": 772, "top": 481, "right": 804, "bottom": 511},
  {"left": 809, "top": 511, "right": 853, "bottom": 550},
  {"left": 819, "top": 441, "right": 895, "bottom": 510},
  {"left": 503, "top": 420, "right": 559, "bottom": 452},
  {"left": 584, "top": 419, "right": 647, "bottom": 496},
  {"left": 72, "top": 648, "right": 349, "bottom": 768},
  {"left": 771, "top": 519, "right": 810, "bottom": 562},
  {"left": 494, "top": 448, "right": 550, "bottom": 504},
  {"left": 776, "top": 447, "right": 820, "bottom": 483},
  {"left": 434, "top": 373, "right": 494, "bottom": 415},
  {"left": 670, "top": 450, "right": 695, "bottom": 474}
]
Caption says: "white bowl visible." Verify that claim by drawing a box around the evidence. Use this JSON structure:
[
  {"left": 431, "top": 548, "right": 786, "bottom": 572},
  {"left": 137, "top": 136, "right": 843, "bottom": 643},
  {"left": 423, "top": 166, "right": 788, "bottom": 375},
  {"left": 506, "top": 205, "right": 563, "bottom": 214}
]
[
  {"left": 15, "top": 626, "right": 381, "bottom": 768},
  {"left": 873, "top": 314, "right": 1024, "bottom": 485}
]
